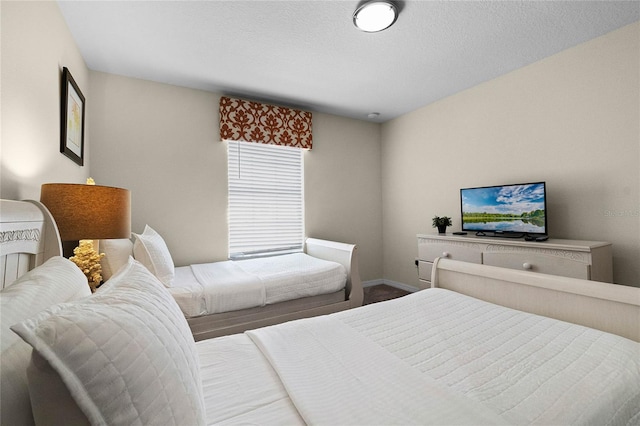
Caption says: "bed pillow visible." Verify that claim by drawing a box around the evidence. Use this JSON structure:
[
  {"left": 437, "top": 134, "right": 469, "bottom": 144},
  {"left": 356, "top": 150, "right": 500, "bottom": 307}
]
[
  {"left": 99, "top": 238, "right": 133, "bottom": 280},
  {"left": 1, "top": 256, "right": 90, "bottom": 426},
  {"left": 11, "top": 257, "right": 206, "bottom": 426},
  {"left": 133, "top": 224, "right": 175, "bottom": 287}
]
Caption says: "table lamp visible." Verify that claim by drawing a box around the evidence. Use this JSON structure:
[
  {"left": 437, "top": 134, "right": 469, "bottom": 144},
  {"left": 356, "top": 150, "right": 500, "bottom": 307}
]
[{"left": 40, "top": 181, "right": 131, "bottom": 291}]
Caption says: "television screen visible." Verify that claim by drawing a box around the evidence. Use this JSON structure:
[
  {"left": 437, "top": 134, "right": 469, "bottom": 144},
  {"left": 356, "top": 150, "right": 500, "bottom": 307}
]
[{"left": 460, "top": 182, "right": 547, "bottom": 236}]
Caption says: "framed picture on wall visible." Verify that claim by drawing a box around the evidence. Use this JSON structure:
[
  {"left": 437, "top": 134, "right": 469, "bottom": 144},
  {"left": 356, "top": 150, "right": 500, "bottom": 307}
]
[{"left": 60, "top": 67, "right": 85, "bottom": 166}]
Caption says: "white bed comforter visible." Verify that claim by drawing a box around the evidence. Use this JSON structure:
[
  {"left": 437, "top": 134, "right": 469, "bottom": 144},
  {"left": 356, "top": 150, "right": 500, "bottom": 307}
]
[
  {"left": 197, "top": 288, "right": 640, "bottom": 425},
  {"left": 247, "top": 316, "right": 507, "bottom": 425},
  {"left": 170, "top": 253, "right": 347, "bottom": 317}
]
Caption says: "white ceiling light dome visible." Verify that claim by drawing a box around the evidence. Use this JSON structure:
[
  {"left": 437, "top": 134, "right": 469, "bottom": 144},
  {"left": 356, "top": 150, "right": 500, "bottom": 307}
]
[{"left": 353, "top": 1, "right": 398, "bottom": 33}]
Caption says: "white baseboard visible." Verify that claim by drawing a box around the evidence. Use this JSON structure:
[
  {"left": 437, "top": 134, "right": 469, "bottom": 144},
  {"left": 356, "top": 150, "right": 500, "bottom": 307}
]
[
  {"left": 362, "top": 279, "right": 384, "bottom": 288},
  {"left": 362, "top": 279, "right": 419, "bottom": 293}
]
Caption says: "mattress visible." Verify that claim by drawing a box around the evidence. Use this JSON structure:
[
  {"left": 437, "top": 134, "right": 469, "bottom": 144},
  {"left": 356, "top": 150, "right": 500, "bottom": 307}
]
[
  {"left": 170, "top": 253, "right": 347, "bottom": 317},
  {"left": 195, "top": 288, "right": 640, "bottom": 425}
]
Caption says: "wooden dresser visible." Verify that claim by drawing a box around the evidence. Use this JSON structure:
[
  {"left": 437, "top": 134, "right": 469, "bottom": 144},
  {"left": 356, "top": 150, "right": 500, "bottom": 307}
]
[{"left": 417, "top": 233, "right": 613, "bottom": 286}]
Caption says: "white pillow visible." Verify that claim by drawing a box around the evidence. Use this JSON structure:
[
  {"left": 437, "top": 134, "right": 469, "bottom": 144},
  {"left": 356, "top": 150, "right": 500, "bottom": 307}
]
[
  {"left": 99, "top": 238, "right": 133, "bottom": 280},
  {"left": 11, "top": 257, "right": 206, "bottom": 426},
  {"left": 26, "top": 351, "right": 89, "bottom": 426},
  {"left": 1, "top": 257, "right": 90, "bottom": 426},
  {"left": 133, "top": 224, "right": 175, "bottom": 287}
]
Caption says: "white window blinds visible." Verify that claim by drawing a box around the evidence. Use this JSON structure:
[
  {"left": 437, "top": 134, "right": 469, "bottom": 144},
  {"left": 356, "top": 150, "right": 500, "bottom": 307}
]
[{"left": 227, "top": 140, "right": 304, "bottom": 259}]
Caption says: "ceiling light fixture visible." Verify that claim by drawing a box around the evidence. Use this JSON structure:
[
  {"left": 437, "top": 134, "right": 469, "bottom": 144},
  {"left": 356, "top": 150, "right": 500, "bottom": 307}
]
[{"left": 353, "top": 1, "right": 398, "bottom": 33}]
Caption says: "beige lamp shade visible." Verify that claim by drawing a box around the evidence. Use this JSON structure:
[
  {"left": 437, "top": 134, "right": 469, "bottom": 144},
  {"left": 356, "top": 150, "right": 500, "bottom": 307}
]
[{"left": 40, "top": 183, "right": 131, "bottom": 241}]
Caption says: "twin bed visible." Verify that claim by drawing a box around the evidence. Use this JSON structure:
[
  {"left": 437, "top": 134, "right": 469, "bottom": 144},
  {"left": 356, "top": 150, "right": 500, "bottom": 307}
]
[
  {"left": 179, "top": 239, "right": 361, "bottom": 340},
  {"left": 99, "top": 224, "right": 363, "bottom": 341},
  {"left": 2, "top": 199, "right": 639, "bottom": 425}
]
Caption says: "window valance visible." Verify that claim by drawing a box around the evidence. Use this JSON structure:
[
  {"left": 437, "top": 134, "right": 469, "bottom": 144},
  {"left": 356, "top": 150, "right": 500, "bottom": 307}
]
[{"left": 219, "top": 96, "right": 312, "bottom": 149}]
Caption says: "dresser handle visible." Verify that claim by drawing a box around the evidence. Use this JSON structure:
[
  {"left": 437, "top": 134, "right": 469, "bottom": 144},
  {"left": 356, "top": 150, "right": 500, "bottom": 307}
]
[
  {"left": 442, "top": 252, "right": 450, "bottom": 258},
  {"left": 522, "top": 263, "right": 532, "bottom": 270}
]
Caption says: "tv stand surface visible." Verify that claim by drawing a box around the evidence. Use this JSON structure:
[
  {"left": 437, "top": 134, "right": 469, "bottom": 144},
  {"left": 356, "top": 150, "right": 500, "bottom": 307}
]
[
  {"left": 416, "top": 233, "right": 613, "bottom": 286},
  {"left": 475, "top": 231, "right": 525, "bottom": 238}
]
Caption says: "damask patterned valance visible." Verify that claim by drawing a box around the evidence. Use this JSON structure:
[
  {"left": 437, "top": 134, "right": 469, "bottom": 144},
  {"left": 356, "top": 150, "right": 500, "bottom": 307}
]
[{"left": 219, "top": 96, "right": 312, "bottom": 149}]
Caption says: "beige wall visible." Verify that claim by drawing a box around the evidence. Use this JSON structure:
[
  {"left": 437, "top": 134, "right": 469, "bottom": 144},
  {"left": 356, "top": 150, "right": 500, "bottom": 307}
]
[
  {"left": 1, "top": 1, "right": 90, "bottom": 200},
  {"left": 89, "top": 73, "right": 383, "bottom": 280},
  {"left": 381, "top": 22, "right": 640, "bottom": 287},
  {"left": 305, "top": 114, "right": 383, "bottom": 281},
  {"left": 89, "top": 73, "right": 227, "bottom": 265},
  {"left": 2, "top": 1, "right": 637, "bottom": 286}
]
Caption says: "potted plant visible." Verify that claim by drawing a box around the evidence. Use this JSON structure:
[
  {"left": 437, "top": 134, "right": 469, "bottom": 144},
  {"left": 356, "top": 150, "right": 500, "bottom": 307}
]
[{"left": 432, "top": 216, "right": 452, "bottom": 234}]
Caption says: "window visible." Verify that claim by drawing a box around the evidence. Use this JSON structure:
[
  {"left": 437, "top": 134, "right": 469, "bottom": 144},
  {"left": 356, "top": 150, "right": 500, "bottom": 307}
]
[{"left": 227, "top": 140, "right": 304, "bottom": 259}]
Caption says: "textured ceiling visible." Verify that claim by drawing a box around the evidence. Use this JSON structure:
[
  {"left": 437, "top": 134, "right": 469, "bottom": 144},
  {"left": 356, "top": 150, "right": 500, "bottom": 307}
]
[{"left": 57, "top": 1, "right": 639, "bottom": 122}]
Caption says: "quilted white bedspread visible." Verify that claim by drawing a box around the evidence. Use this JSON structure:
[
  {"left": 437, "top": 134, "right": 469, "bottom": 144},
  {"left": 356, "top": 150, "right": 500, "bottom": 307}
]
[
  {"left": 197, "top": 288, "right": 640, "bottom": 425},
  {"left": 170, "top": 253, "right": 346, "bottom": 317},
  {"left": 247, "top": 316, "right": 507, "bottom": 425}
]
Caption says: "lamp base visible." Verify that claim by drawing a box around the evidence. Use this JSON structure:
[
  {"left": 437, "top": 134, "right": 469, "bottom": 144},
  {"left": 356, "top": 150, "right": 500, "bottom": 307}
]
[{"left": 69, "top": 240, "right": 104, "bottom": 292}]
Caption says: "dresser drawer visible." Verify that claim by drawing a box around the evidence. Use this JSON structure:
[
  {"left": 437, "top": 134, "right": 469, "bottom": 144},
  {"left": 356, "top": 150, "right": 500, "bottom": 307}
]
[
  {"left": 483, "top": 252, "right": 590, "bottom": 280},
  {"left": 419, "top": 243, "right": 482, "bottom": 264},
  {"left": 418, "top": 234, "right": 611, "bottom": 283}
]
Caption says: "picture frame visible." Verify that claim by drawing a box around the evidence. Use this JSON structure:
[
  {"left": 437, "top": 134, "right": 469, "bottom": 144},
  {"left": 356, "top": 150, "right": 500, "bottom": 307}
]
[{"left": 60, "top": 67, "right": 85, "bottom": 166}]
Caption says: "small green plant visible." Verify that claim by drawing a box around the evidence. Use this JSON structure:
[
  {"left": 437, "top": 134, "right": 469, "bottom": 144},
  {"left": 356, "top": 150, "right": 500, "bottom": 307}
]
[{"left": 432, "top": 216, "right": 452, "bottom": 228}]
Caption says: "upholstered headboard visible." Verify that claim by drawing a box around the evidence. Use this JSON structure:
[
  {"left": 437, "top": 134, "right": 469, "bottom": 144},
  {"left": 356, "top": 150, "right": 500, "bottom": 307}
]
[{"left": 0, "top": 199, "right": 62, "bottom": 289}]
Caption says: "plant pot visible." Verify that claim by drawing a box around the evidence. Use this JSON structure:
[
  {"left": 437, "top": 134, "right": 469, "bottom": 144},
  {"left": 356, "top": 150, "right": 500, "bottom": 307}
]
[{"left": 437, "top": 225, "right": 447, "bottom": 234}]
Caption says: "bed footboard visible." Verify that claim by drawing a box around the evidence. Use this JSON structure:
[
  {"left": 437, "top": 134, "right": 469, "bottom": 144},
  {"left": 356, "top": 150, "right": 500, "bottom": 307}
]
[
  {"left": 305, "top": 238, "right": 363, "bottom": 308},
  {"left": 431, "top": 258, "right": 640, "bottom": 342}
]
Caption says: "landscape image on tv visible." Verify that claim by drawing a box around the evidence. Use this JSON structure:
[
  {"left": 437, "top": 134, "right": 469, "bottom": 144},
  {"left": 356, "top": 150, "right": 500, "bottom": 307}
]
[{"left": 461, "top": 183, "right": 546, "bottom": 233}]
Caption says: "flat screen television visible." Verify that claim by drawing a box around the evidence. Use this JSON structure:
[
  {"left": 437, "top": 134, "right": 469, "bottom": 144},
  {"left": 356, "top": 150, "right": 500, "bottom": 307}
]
[{"left": 460, "top": 182, "right": 547, "bottom": 237}]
